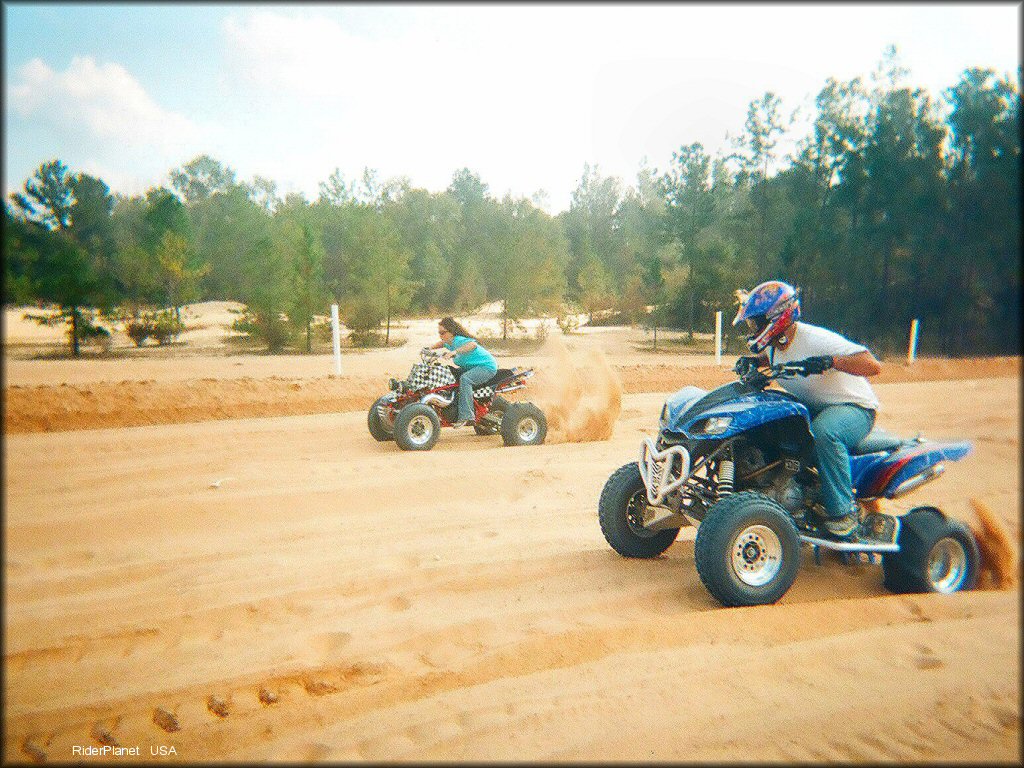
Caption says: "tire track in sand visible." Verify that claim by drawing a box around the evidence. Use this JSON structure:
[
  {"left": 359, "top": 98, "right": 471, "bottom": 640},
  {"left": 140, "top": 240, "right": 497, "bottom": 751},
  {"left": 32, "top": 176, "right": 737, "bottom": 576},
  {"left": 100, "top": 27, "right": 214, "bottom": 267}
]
[{"left": 8, "top": 589, "right": 1015, "bottom": 762}]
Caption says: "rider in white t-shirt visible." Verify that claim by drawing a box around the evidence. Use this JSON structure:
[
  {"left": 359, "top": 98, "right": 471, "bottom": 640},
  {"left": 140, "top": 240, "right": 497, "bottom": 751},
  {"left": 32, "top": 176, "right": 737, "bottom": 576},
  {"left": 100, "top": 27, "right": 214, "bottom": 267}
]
[
  {"left": 732, "top": 281, "right": 882, "bottom": 540},
  {"left": 768, "top": 322, "right": 880, "bottom": 413}
]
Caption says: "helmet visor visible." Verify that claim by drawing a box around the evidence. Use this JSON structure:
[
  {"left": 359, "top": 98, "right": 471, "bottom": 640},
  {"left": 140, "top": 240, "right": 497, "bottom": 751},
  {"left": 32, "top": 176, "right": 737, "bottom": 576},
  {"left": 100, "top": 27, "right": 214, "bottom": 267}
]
[{"left": 745, "top": 316, "right": 769, "bottom": 334}]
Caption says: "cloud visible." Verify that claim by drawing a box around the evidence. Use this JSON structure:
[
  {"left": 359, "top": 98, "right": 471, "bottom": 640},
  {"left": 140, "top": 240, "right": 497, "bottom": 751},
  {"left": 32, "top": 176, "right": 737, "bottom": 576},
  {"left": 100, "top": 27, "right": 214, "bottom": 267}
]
[
  {"left": 9, "top": 56, "right": 203, "bottom": 154},
  {"left": 6, "top": 55, "right": 213, "bottom": 195},
  {"left": 215, "top": 5, "right": 1020, "bottom": 212},
  {"left": 218, "top": 9, "right": 597, "bottom": 206},
  {"left": 222, "top": 11, "right": 377, "bottom": 99}
]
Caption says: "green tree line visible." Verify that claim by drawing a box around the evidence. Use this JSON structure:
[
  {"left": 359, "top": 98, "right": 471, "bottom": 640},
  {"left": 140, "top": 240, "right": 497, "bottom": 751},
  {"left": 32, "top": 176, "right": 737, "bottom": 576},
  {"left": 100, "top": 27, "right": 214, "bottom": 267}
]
[{"left": 5, "top": 54, "right": 1019, "bottom": 357}]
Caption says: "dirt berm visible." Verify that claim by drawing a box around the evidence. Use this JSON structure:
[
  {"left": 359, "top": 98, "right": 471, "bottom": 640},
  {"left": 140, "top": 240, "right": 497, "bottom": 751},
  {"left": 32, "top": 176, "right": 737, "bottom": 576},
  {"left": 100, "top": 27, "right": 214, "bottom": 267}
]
[{"left": 4, "top": 356, "right": 1018, "bottom": 434}]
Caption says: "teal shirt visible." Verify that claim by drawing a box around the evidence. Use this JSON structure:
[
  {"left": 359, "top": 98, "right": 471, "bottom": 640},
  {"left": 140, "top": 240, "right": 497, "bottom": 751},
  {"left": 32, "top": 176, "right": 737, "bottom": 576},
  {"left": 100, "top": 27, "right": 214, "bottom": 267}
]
[{"left": 446, "top": 335, "right": 497, "bottom": 371}]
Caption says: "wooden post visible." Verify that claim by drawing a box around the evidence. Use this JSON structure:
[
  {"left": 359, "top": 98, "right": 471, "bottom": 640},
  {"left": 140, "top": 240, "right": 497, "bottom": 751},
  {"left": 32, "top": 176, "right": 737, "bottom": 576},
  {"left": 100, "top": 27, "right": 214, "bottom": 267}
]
[
  {"left": 715, "top": 310, "right": 723, "bottom": 365},
  {"left": 331, "top": 304, "right": 342, "bottom": 375}
]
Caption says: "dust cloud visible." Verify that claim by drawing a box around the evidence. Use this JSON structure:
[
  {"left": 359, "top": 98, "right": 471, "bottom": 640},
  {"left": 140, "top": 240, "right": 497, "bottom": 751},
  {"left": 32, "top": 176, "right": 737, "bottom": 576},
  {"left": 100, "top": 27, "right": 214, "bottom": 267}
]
[
  {"left": 528, "top": 337, "right": 623, "bottom": 444},
  {"left": 968, "top": 498, "right": 1018, "bottom": 591}
]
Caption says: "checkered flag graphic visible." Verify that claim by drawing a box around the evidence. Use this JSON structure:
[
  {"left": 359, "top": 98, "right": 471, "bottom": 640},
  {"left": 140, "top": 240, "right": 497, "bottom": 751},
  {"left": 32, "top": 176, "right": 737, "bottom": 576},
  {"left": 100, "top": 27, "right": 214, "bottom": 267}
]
[{"left": 405, "top": 362, "right": 456, "bottom": 391}]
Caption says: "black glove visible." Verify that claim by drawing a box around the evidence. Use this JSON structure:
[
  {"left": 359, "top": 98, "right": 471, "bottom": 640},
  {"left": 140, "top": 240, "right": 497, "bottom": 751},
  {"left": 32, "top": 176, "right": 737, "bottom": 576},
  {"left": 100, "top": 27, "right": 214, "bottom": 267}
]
[
  {"left": 792, "top": 355, "right": 834, "bottom": 376},
  {"left": 733, "top": 356, "right": 761, "bottom": 376}
]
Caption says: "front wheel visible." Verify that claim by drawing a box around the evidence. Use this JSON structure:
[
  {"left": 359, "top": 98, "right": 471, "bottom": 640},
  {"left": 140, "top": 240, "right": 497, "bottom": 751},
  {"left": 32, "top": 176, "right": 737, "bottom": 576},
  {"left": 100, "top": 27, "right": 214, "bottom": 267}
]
[
  {"left": 367, "top": 396, "right": 395, "bottom": 441},
  {"left": 393, "top": 403, "right": 441, "bottom": 451},
  {"left": 599, "top": 462, "right": 679, "bottom": 558},
  {"left": 500, "top": 402, "right": 547, "bottom": 446},
  {"left": 881, "top": 507, "right": 980, "bottom": 594},
  {"left": 694, "top": 492, "right": 801, "bottom": 607}
]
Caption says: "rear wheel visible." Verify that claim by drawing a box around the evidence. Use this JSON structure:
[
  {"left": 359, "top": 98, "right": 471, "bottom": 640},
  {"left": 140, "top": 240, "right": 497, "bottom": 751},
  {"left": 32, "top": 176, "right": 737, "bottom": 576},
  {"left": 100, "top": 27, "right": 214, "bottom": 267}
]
[
  {"left": 500, "top": 402, "right": 547, "bottom": 446},
  {"left": 393, "top": 403, "right": 441, "bottom": 451},
  {"left": 882, "top": 507, "right": 979, "bottom": 594},
  {"left": 598, "top": 462, "right": 679, "bottom": 558},
  {"left": 367, "top": 396, "right": 395, "bottom": 442},
  {"left": 694, "top": 492, "right": 801, "bottom": 607}
]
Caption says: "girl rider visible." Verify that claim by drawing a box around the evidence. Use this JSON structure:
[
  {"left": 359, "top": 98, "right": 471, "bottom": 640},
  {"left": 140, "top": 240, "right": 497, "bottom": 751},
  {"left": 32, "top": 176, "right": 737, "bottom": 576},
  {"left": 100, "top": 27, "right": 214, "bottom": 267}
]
[{"left": 431, "top": 317, "right": 498, "bottom": 427}]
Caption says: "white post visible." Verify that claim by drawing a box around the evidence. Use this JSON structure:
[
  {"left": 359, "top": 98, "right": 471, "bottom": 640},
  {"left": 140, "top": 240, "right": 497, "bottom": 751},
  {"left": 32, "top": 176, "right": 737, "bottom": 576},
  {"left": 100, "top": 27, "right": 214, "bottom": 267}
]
[
  {"left": 715, "top": 310, "right": 723, "bottom": 366},
  {"left": 907, "top": 318, "right": 919, "bottom": 365},
  {"left": 331, "top": 304, "right": 342, "bottom": 375}
]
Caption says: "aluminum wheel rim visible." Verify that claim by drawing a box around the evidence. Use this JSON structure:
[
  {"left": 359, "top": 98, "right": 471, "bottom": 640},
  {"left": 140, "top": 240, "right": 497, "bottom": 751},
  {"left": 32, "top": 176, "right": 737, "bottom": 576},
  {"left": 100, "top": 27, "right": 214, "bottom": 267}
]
[
  {"left": 516, "top": 417, "right": 539, "bottom": 442},
  {"left": 626, "top": 490, "right": 658, "bottom": 538},
  {"left": 407, "top": 415, "right": 434, "bottom": 446},
  {"left": 731, "top": 524, "right": 783, "bottom": 587},
  {"left": 927, "top": 537, "right": 968, "bottom": 593}
]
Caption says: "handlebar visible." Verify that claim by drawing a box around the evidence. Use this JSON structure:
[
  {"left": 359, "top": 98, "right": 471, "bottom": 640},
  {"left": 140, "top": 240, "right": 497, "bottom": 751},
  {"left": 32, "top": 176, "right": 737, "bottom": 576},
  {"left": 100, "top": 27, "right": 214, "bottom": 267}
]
[
  {"left": 737, "top": 361, "right": 809, "bottom": 388},
  {"left": 420, "top": 347, "right": 453, "bottom": 365}
]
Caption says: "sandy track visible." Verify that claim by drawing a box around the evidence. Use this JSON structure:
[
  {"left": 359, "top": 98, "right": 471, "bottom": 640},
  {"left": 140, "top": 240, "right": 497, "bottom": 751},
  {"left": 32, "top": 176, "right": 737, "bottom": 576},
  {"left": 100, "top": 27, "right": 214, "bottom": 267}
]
[{"left": 4, "top": 377, "right": 1019, "bottom": 762}]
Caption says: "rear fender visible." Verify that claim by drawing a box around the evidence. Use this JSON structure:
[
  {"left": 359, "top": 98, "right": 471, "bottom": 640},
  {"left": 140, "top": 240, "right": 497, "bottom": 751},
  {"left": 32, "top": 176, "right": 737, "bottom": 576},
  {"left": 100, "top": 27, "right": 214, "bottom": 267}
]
[
  {"left": 493, "top": 368, "right": 533, "bottom": 396},
  {"left": 857, "top": 441, "right": 973, "bottom": 499}
]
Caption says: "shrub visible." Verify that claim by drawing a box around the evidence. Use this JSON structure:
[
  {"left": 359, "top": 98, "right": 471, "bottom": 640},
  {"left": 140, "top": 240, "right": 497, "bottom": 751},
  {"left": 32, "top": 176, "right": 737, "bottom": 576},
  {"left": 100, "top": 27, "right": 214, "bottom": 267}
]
[
  {"left": 349, "top": 329, "right": 385, "bottom": 347},
  {"left": 231, "top": 309, "right": 292, "bottom": 352},
  {"left": 313, "top": 318, "right": 335, "bottom": 343},
  {"left": 123, "top": 309, "right": 185, "bottom": 346},
  {"left": 125, "top": 319, "right": 151, "bottom": 347},
  {"left": 150, "top": 310, "right": 185, "bottom": 345},
  {"left": 557, "top": 314, "right": 579, "bottom": 335},
  {"left": 79, "top": 319, "right": 113, "bottom": 352}
]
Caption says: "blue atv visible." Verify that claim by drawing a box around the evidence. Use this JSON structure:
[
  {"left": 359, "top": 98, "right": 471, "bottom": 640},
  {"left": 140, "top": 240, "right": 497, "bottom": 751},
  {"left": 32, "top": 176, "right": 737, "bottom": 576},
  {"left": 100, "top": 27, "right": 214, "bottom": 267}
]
[{"left": 598, "top": 360, "right": 980, "bottom": 607}]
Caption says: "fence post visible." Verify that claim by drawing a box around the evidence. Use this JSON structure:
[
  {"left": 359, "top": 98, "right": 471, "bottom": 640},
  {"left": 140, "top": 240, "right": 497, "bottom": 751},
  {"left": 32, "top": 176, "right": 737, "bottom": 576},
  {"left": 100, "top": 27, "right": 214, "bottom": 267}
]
[
  {"left": 715, "top": 310, "right": 723, "bottom": 366},
  {"left": 907, "top": 318, "right": 919, "bottom": 365},
  {"left": 331, "top": 304, "right": 342, "bottom": 375}
]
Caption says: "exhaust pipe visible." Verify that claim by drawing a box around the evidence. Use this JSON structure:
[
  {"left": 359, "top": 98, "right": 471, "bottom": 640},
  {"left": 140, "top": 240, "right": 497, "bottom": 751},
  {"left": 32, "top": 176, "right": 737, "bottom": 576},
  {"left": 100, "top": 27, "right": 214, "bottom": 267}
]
[
  {"left": 887, "top": 463, "right": 945, "bottom": 499},
  {"left": 421, "top": 392, "right": 454, "bottom": 408}
]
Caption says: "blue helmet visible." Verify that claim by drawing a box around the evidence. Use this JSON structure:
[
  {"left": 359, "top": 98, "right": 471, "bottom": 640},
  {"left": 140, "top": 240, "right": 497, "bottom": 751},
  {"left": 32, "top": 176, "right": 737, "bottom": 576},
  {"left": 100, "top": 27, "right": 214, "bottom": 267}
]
[{"left": 732, "top": 280, "right": 801, "bottom": 353}]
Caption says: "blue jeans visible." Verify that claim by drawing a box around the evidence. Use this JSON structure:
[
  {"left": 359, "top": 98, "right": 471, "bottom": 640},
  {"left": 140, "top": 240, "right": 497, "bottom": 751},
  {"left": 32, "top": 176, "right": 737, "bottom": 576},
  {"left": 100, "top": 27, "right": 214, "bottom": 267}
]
[
  {"left": 808, "top": 404, "right": 875, "bottom": 519},
  {"left": 456, "top": 365, "right": 496, "bottom": 421}
]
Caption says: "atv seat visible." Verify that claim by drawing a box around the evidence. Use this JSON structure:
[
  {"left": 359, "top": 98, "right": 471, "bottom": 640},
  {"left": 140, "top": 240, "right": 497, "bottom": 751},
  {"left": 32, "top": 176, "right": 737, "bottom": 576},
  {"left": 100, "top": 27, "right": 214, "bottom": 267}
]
[
  {"left": 452, "top": 367, "right": 517, "bottom": 389},
  {"left": 852, "top": 429, "right": 904, "bottom": 455},
  {"left": 480, "top": 368, "right": 517, "bottom": 389}
]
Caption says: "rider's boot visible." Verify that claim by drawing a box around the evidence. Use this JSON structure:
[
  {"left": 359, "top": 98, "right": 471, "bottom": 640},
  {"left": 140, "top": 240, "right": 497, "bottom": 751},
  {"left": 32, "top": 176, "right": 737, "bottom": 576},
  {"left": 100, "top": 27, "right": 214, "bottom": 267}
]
[{"left": 821, "top": 503, "right": 861, "bottom": 541}]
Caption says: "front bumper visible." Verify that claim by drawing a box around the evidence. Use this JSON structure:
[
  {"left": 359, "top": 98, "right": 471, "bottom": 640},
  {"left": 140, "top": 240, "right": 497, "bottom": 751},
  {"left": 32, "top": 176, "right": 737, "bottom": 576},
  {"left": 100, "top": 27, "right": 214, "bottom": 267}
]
[{"left": 636, "top": 437, "right": 691, "bottom": 505}]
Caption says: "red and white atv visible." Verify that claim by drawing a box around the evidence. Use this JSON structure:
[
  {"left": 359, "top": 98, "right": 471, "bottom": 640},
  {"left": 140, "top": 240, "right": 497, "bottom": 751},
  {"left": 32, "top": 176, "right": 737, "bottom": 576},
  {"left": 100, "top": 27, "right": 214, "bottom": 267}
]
[{"left": 368, "top": 348, "right": 548, "bottom": 451}]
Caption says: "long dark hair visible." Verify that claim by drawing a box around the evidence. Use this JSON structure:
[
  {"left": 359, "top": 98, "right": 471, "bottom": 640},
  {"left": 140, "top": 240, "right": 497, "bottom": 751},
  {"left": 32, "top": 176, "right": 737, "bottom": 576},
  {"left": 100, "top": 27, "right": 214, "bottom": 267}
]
[{"left": 439, "top": 316, "right": 473, "bottom": 339}]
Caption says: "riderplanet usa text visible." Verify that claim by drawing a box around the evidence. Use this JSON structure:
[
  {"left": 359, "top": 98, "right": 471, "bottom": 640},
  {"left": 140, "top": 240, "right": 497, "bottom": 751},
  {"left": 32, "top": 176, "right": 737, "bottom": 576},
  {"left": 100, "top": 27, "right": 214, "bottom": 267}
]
[{"left": 72, "top": 746, "right": 141, "bottom": 756}]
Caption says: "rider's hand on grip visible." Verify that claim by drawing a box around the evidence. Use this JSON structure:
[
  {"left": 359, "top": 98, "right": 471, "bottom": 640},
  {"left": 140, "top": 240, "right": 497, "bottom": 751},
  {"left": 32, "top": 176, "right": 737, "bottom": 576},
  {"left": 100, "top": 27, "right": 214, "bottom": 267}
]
[
  {"left": 734, "top": 356, "right": 760, "bottom": 376},
  {"left": 791, "top": 355, "right": 834, "bottom": 376}
]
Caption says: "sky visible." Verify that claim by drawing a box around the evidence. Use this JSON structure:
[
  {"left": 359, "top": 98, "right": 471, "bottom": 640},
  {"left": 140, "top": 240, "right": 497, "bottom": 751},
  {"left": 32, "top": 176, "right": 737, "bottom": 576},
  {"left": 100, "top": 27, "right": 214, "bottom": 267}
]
[{"left": 4, "top": 2, "right": 1020, "bottom": 214}]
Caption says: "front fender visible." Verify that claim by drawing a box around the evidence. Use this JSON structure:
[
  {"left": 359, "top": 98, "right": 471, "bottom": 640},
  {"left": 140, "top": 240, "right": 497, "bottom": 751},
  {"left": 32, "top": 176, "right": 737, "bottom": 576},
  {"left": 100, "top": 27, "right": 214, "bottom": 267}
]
[{"left": 682, "top": 395, "right": 810, "bottom": 440}]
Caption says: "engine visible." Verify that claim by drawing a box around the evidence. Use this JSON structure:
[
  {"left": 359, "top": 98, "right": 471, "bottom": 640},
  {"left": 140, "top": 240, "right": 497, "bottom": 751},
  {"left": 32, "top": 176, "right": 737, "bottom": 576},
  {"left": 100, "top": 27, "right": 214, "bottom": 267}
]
[{"left": 733, "top": 440, "right": 810, "bottom": 514}]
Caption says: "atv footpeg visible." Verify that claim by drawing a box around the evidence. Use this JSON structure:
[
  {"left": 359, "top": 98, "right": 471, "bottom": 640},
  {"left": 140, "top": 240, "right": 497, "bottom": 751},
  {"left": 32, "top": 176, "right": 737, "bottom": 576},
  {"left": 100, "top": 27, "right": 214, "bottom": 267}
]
[
  {"left": 804, "top": 510, "right": 901, "bottom": 567},
  {"left": 860, "top": 512, "right": 899, "bottom": 546}
]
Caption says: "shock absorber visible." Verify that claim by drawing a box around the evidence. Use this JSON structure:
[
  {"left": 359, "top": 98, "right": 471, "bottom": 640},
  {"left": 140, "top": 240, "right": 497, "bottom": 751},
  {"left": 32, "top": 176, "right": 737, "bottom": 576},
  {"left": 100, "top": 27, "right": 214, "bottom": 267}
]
[{"left": 717, "top": 453, "right": 735, "bottom": 500}]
